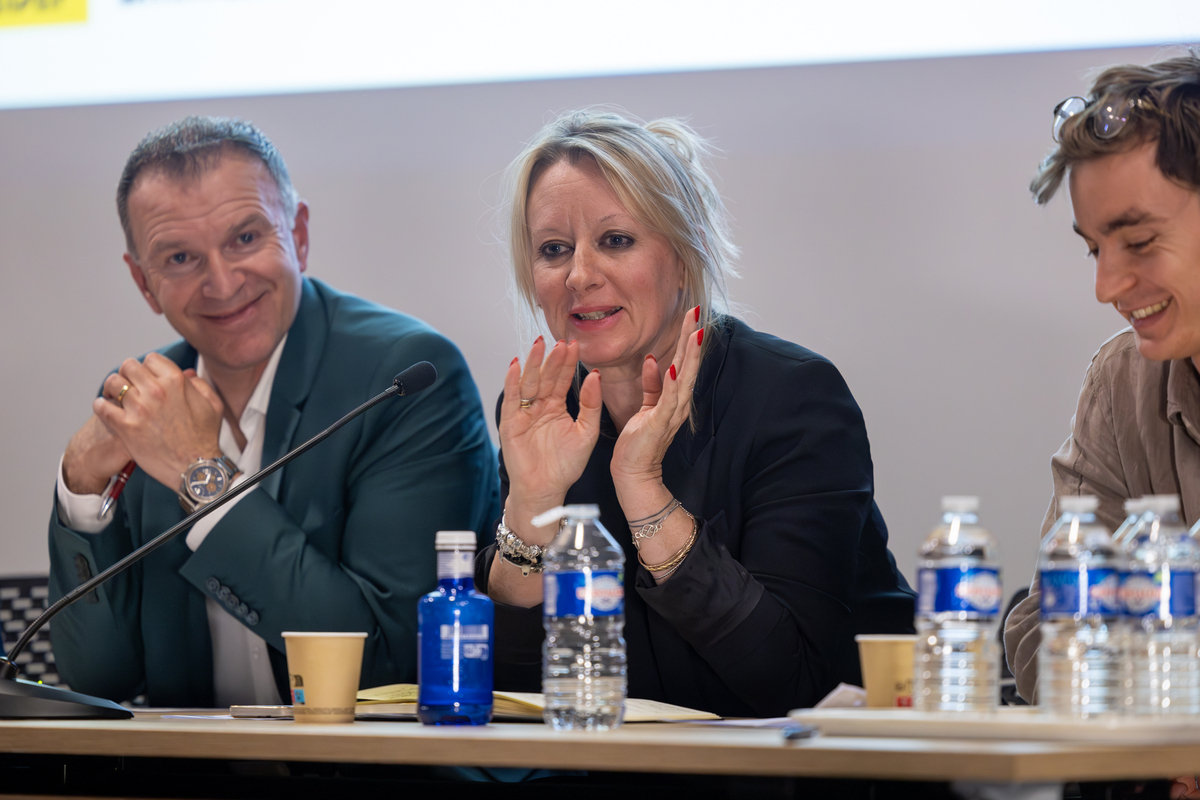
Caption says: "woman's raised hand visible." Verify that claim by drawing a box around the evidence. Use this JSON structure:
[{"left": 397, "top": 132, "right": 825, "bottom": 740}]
[
  {"left": 499, "top": 337, "right": 603, "bottom": 539},
  {"left": 609, "top": 307, "right": 703, "bottom": 506}
]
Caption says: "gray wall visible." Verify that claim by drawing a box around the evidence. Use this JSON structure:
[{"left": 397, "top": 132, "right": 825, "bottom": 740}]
[{"left": 0, "top": 45, "right": 1154, "bottom": 597}]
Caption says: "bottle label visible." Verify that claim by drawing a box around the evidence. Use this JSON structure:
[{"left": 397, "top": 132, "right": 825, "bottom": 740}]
[
  {"left": 543, "top": 570, "right": 624, "bottom": 617},
  {"left": 437, "top": 623, "right": 490, "bottom": 660},
  {"left": 1121, "top": 569, "right": 1198, "bottom": 618},
  {"left": 1039, "top": 567, "right": 1120, "bottom": 617},
  {"left": 436, "top": 550, "right": 474, "bottom": 579},
  {"left": 917, "top": 566, "right": 1002, "bottom": 615}
]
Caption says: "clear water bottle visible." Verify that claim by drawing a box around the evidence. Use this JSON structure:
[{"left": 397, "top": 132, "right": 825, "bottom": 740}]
[
  {"left": 417, "top": 531, "right": 494, "bottom": 725},
  {"left": 1037, "top": 495, "right": 1122, "bottom": 717},
  {"left": 913, "top": 496, "right": 1003, "bottom": 712},
  {"left": 532, "top": 504, "right": 627, "bottom": 731},
  {"left": 1113, "top": 498, "right": 1149, "bottom": 549},
  {"left": 1121, "top": 495, "right": 1200, "bottom": 714}
]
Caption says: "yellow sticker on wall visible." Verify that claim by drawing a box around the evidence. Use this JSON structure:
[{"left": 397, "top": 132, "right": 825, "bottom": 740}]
[{"left": 0, "top": 0, "right": 87, "bottom": 28}]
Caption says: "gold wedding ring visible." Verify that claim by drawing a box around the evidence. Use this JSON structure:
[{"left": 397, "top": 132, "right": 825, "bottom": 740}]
[
  {"left": 116, "top": 384, "right": 130, "bottom": 406},
  {"left": 519, "top": 397, "right": 534, "bottom": 409}
]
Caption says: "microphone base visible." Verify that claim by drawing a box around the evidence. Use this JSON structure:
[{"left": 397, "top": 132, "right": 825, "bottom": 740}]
[{"left": 0, "top": 677, "right": 133, "bottom": 720}]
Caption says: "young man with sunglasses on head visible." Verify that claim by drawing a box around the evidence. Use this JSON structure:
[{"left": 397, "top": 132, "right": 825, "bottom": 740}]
[{"left": 1004, "top": 51, "right": 1200, "bottom": 795}]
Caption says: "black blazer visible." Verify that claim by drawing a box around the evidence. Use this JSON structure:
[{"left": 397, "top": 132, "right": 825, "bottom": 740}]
[{"left": 477, "top": 318, "right": 914, "bottom": 717}]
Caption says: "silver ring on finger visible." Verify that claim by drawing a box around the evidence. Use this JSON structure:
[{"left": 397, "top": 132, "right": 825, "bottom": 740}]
[
  {"left": 116, "top": 384, "right": 130, "bottom": 406},
  {"left": 519, "top": 397, "right": 535, "bottom": 409}
]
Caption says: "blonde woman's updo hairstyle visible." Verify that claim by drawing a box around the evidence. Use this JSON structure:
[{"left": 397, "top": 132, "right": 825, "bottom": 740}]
[
  {"left": 1032, "top": 51, "right": 1200, "bottom": 204},
  {"left": 504, "top": 109, "right": 739, "bottom": 344}
]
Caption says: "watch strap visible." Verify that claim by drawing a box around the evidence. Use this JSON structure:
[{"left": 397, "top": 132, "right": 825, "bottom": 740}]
[
  {"left": 212, "top": 454, "right": 240, "bottom": 479},
  {"left": 177, "top": 454, "right": 240, "bottom": 512}
]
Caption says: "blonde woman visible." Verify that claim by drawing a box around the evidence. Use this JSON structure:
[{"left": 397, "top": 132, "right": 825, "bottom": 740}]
[{"left": 477, "top": 110, "right": 914, "bottom": 717}]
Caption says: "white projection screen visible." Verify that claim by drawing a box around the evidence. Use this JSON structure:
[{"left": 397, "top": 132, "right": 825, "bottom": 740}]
[
  {"left": 2, "top": 0, "right": 1200, "bottom": 591},
  {"left": 2, "top": 0, "right": 1200, "bottom": 109}
]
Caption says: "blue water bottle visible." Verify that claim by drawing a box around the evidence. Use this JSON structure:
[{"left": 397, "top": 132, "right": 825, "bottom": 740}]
[{"left": 417, "top": 531, "right": 493, "bottom": 725}]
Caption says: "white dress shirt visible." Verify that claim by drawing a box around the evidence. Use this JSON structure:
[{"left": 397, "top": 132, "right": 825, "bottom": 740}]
[{"left": 56, "top": 337, "right": 288, "bottom": 707}]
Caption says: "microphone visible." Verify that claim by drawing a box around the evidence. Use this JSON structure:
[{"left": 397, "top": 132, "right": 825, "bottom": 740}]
[
  {"left": 0, "top": 361, "right": 437, "bottom": 720},
  {"left": 394, "top": 360, "right": 436, "bottom": 396}
]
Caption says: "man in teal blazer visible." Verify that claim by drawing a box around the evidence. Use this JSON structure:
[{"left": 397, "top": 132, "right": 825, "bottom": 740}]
[{"left": 47, "top": 117, "right": 498, "bottom": 707}]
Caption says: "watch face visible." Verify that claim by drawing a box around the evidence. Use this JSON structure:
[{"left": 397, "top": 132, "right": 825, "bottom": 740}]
[{"left": 186, "top": 463, "right": 227, "bottom": 502}]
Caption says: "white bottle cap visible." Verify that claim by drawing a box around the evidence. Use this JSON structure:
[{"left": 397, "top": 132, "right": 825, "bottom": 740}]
[
  {"left": 941, "top": 496, "right": 979, "bottom": 514},
  {"left": 1058, "top": 495, "right": 1099, "bottom": 514},
  {"left": 1124, "top": 497, "right": 1148, "bottom": 514},
  {"left": 434, "top": 531, "right": 477, "bottom": 550},
  {"left": 531, "top": 504, "right": 601, "bottom": 528},
  {"left": 1141, "top": 494, "right": 1181, "bottom": 514}
]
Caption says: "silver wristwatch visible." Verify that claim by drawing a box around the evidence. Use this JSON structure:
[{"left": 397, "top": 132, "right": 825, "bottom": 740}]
[{"left": 178, "top": 454, "right": 240, "bottom": 512}]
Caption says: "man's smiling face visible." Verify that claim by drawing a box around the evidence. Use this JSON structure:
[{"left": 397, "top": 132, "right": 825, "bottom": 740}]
[
  {"left": 1071, "top": 140, "right": 1200, "bottom": 363},
  {"left": 123, "top": 149, "right": 307, "bottom": 377}
]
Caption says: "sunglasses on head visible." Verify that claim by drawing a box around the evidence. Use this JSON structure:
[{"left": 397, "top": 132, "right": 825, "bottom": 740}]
[{"left": 1052, "top": 95, "right": 1139, "bottom": 143}]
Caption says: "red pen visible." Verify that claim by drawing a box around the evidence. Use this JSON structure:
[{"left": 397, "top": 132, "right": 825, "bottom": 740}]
[{"left": 98, "top": 461, "right": 136, "bottom": 519}]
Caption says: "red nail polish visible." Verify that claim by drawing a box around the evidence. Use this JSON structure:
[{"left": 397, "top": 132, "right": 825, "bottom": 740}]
[
  {"left": 669, "top": 364, "right": 677, "bottom": 380},
  {"left": 694, "top": 305, "right": 700, "bottom": 322},
  {"left": 535, "top": 335, "right": 544, "bottom": 344},
  {"left": 697, "top": 329, "right": 704, "bottom": 346},
  {"left": 510, "top": 356, "right": 519, "bottom": 366},
  {"left": 592, "top": 369, "right": 600, "bottom": 375},
  {"left": 645, "top": 353, "right": 656, "bottom": 361},
  {"left": 570, "top": 339, "right": 577, "bottom": 345}
]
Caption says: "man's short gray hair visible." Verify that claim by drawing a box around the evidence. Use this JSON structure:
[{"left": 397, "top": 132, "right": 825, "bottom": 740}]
[{"left": 117, "top": 116, "right": 299, "bottom": 259}]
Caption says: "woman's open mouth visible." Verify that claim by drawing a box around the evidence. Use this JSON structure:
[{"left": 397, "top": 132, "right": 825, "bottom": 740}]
[{"left": 572, "top": 307, "right": 622, "bottom": 322}]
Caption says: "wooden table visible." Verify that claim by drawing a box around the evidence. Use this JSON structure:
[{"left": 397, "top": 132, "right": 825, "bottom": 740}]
[{"left": 0, "top": 712, "right": 1197, "bottom": 785}]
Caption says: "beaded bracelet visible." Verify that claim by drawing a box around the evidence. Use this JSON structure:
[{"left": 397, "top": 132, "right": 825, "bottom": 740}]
[{"left": 495, "top": 514, "right": 544, "bottom": 576}]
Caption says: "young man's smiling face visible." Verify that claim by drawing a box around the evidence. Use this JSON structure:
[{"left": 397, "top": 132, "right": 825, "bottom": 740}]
[
  {"left": 124, "top": 149, "right": 308, "bottom": 379},
  {"left": 1071, "top": 140, "right": 1200, "bottom": 364}
]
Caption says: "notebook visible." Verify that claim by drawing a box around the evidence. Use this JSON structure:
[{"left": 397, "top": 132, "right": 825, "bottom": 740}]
[{"left": 355, "top": 684, "right": 720, "bottom": 722}]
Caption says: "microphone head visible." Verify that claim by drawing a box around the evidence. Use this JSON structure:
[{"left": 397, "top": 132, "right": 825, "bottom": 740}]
[{"left": 393, "top": 361, "right": 437, "bottom": 396}]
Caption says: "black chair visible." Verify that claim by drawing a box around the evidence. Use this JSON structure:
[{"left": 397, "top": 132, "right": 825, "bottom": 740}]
[
  {"left": 0, "top": 576, "right": 65, "bottom": 689},
  {"left": 998, "top": 586, "right": 1029, "bottom": 706}
]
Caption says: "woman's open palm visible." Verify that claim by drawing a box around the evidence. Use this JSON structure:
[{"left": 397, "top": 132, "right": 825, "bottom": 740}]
[{"left": 499, "top": 338, "right": 603, "bottom": 520}]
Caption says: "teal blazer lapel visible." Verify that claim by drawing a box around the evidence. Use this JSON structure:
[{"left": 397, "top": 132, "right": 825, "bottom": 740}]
[{"left": 260, "top": 279, "right": 329, "bottom": 500}]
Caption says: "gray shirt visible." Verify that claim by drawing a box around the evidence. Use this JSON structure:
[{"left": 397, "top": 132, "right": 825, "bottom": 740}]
[{"left": 1005, "top": 329, "right": 1200, "bottom": 702}]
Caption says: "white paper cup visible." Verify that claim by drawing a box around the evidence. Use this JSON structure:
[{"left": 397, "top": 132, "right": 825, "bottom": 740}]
[{"left": 282, "top": 632, "right": 367, "bottom": 724}]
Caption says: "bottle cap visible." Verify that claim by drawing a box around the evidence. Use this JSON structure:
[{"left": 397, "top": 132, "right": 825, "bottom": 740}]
[
  {"left": 1141, "top": 494, "right": 1180, "bottom": 514},
  {"left": 1124, "top": 497, "right": 1148, "bottom": 514},
  {"left": 531, "top": 504, "right": 601, "bottom": 528},
  {"left": 434, "top": 531, "right": 478, "bottom": 550},
  {"left": 941, "top": 496, "right": 979, "bottom": 514},
  {"left": 1058, "top": 495, "right": 1099, "bottom": 514}
]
